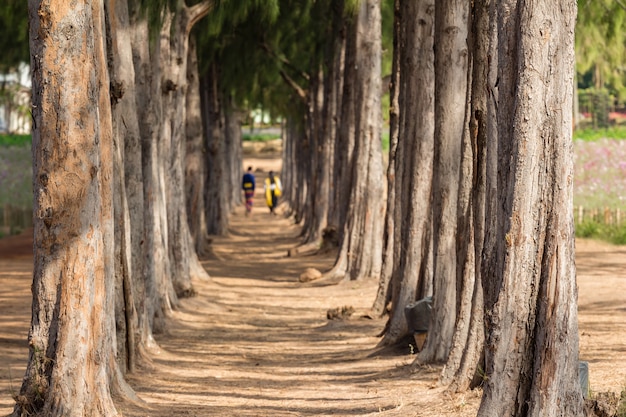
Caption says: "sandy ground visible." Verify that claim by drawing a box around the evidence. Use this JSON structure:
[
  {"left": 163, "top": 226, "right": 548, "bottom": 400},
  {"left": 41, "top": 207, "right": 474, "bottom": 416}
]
[{"left": 0, "top": 161, "right": 625, "bottom": 416}]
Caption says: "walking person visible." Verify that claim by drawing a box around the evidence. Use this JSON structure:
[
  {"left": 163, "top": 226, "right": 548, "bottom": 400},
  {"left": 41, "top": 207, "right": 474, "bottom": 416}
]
[
  {"left": 242, "top": 166, "right": 256, "bottom": 216},
  {"left": 264, "top": 171, "right": 282, "bottom": 215}
]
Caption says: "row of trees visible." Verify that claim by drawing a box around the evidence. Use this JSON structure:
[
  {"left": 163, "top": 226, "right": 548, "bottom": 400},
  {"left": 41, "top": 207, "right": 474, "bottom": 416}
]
[
  {"left": 276, "top": 1, "right": 585, "bottom": 417},
  {"left": 11, "top": 1, "right": 585, "bottom": 417},
  {"left": 15, "top": 0, "right": 265, "bottom": 415}
]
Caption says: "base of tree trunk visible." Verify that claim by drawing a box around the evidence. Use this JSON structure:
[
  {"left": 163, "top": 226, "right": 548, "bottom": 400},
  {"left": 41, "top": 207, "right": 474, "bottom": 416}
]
[{"left": 584, "top": 392, "right": 622, "bottom": 417}]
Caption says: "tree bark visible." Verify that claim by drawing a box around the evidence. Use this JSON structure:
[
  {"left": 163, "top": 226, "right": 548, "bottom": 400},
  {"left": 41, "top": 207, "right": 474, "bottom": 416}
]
[
  {"left": 130, "top": 12, "right": 171, "bottom": 337},
  {"left": 324, "top": 0, "right": 385, "bottom": 283},
  {"left": 185, "top": 35, "right": 210, "bottom": 256},
  {"left": 379, "top": 0, "right": 435, "bottom": 345},
  {"left": 15, "top": 1, "right": 118, "bottom": 415},
  {"left": 202, "top": 62, "right": 229, "bottom": 235},
  {"left": 440, "top": 0, "right": 489, "bottom": 391},
  {"left": 477, "top": 1, "right": 584, "bottom": 416},
  {"left": 224, "top": 97, "right": 243, "bottom": 210},
  {"left": 104, "top": 0, "right": 149, "bottom": 378},
  {"left": 419, "top": 0, "right": 469, "bottom": 363},
  {"left": 331, "top": 14, "right": 357, "bottom": 238},
  {"left": 372, "top": 0, "right": 401, "bottom": 317}
]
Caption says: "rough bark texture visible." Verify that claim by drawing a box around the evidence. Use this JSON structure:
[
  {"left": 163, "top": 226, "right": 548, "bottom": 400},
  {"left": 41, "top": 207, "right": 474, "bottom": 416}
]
[
  {"left": 372, "top": 0, "right": 401, "bottom": 316},
  {"left": 380, "top": 0, "right": 435, "bottom": 345},
  {"left": 224, "top": 97, "right": 243, "bottom": 210},
  {"left": 130, "top": 13, "right": 170, "bottom": 337},
  {"left": 301, "top": 69, "right": 329, "bottom": 244},
  {"left": 185, "top": 36, "right": 210, "bottom": 257},
  {"left": 153, "top": 14, "right": 180, "bottom": 317},
  {"left": 16, "top": 1, "right": 118, "bottom": 415},
  {"left": 105, "top": 0, "right": 143, "bottom": 377},
  {"left": 282, "top": 116, "right": 308, "bottom": 221},
  {"left": 420, "top": 0, "right": 469, "bottom": 363},
  {"left": 202, "top": 63, "right": 229, "bottom": 236},
  {"left": 327, "top": 1, "right": 347, "bottom": 230},
  {"left": 441, "top": 0, "right": 489, "bottom": 391},
  {"left": 477, "top": 1, "right": 583, "bottom": 416},
  {"left": 332, "top": 15, "right": 356, "bottom": 237},
  {"left": 162, "top": 8, "right": 192, "bottom": 296},
  {"left": 325, "top": 0, "right": 384, "bottom": 282}
]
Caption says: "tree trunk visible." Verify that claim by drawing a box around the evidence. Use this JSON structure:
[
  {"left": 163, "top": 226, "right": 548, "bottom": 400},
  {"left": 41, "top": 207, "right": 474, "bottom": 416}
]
[
  {"left": 15, "top": 1, "right": 118, "bottom": 415},
  {"left": 301, "top": 68, "right": 329, "bottom": 244},
  {"left": 440, "top": 0, "right": 489, "bottom": 391},
  {"left": 419, "top": 0, "right": 469, "bottom": 363},
  {"left": 372, "top": 0, "right": 401, "bottom": 317},
  {"left": 105, "top": 0, "right": 140, "bottom": 376},
  {"left": 380, "top": 0, "right": 435, "bottom": 345},
  {"left": 202, "top": 62, "right": 229, "bottom": 235},
  {"left": 325, "top": 0, "right": 385, "bottom": 283},
  {"left": 162, "top": 9, "right": 192, "bottom": 296},
  {"left": 185, "top": 36, "right": 210, "bottom": 256},
  {"left": 327, "top": 0, "right": 347, "bottom": 231},
  {"left": 282, "top": 115, "right": 308, "bottom": 221},
  {"left": 331, "top": 14, "right": 356, "bottom": 238},
  {"left": 224, "top": 97, "right": 244, "bottom": 210},
  {"left": 477, "top": 1, "right": 583, "bottom": 416},
  {"left": 130, "top": 12, "right": 172, "bottom": 336}
]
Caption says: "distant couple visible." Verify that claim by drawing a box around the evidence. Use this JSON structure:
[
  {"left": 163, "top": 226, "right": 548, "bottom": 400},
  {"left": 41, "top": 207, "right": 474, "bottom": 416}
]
[{"left": 241, "top": 167, "right": 282, "bottom": 216}]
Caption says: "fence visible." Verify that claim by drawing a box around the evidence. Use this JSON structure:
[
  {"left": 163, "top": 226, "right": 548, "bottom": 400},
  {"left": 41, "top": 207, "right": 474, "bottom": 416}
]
[
  {"left": 0, "top": 204, "right": 32, "bottom": 233},
  {"left": 576, "top": 206, "right": 625, "bottom": 226}
]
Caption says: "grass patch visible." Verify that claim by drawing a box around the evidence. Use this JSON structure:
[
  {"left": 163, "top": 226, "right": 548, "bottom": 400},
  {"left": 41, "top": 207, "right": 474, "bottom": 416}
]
[
  {"left": 0, "top": 144, "right": 32, "bottom": 208},
  {"left": 575, "top": 220, "right": 626, "bottom": 245},
  {"left": 574, "top": 126, "right": 626, "bottom": 142},
  {"left": 242, "top": 133, "right": 281, "bottom": 142},
  {"left": 0, "top": 134, "right": 31, "bottom": 147}
]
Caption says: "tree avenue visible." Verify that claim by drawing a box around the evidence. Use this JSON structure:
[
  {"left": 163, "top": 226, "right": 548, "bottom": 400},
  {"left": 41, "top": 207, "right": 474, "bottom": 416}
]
[{"left": 13, "top": 0, "right": 585, "bottom": 415}]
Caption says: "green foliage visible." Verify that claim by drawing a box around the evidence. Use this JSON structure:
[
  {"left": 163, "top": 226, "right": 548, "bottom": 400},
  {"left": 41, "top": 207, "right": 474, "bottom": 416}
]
[
  {"left": 382, "top": 131, "right": 389, "bottom": 152},
  {"left": 576, "top": 0, "right": 626, "bottom": 103},
  {"left": 575, "top": 221, "right": 626, "bottom": 245},
  {"left": 242, "top": 133, "right": 280, "bottom": 142},
  {"left": 573, "top": 127, "right": 626, "bottom": 141},
  {"left": 0, "top": 144, "right": 32, "bottom": 209},
  {"left": 578, "top": 88, "right": 612, "bottom": 129},
  {"left": 381, "top": 0, "right": 394, "bottom": 77},
  {"left": 0, "top": 134, "right": 31, "bottom": 147},
  {"left": 0, "top": 1, "right": 29, "bottom": 73}
]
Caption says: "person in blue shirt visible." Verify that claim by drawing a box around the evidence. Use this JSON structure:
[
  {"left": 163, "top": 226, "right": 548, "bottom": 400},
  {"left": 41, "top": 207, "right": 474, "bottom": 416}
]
[{"left": 242, "top": 166, "right": 256, "bottom": 216}]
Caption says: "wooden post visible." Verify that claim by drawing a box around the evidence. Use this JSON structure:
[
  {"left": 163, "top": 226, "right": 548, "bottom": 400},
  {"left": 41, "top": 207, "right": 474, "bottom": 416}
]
[{"left": 578, "top": 206, "right": 584, "bottom": 224}]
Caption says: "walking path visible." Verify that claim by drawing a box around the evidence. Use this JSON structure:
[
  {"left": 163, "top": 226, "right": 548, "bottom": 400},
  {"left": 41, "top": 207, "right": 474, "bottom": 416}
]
[
  {"left": 1, "top": 184, "right": 625, "bottom": 416},
  {"left": 119, "top": 197, "right": 470, "bottom": 416}
]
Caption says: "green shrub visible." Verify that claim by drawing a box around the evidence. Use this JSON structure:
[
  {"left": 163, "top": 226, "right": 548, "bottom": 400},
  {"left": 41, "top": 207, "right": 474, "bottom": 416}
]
[
  {"left": 0, "top": 134, "right": 31, "bottom": 147},
  {"left": 242, "top": 133, "right": 280, "bottom": 142},
  {"left": 574, "top": 126, "right": 626, "bottom": 141},
  {"left": 0, "top": 144, "right": 32, "bottom": 208},
  {"left": 575, "top": 221, "right": 600, "bottom": 238},
  {"left": 575, "top": 220, "right": 626, "bottom": 245}
]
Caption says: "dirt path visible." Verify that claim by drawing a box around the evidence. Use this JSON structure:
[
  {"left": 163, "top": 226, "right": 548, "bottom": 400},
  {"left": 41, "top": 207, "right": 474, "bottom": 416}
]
[{"left": 0, "top": 191, "right": 625, "bottom": 415}]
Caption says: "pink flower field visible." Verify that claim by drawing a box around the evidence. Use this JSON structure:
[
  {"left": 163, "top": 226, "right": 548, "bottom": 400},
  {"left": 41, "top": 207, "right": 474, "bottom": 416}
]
[{"left": 574, "top": 139, "right": 626, "bottom": 210}]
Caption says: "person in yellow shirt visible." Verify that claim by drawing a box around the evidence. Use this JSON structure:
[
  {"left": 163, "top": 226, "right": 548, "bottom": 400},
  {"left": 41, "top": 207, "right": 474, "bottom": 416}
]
[{"left": 264, "top": 171, "right": 282, "bottom": 215}]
